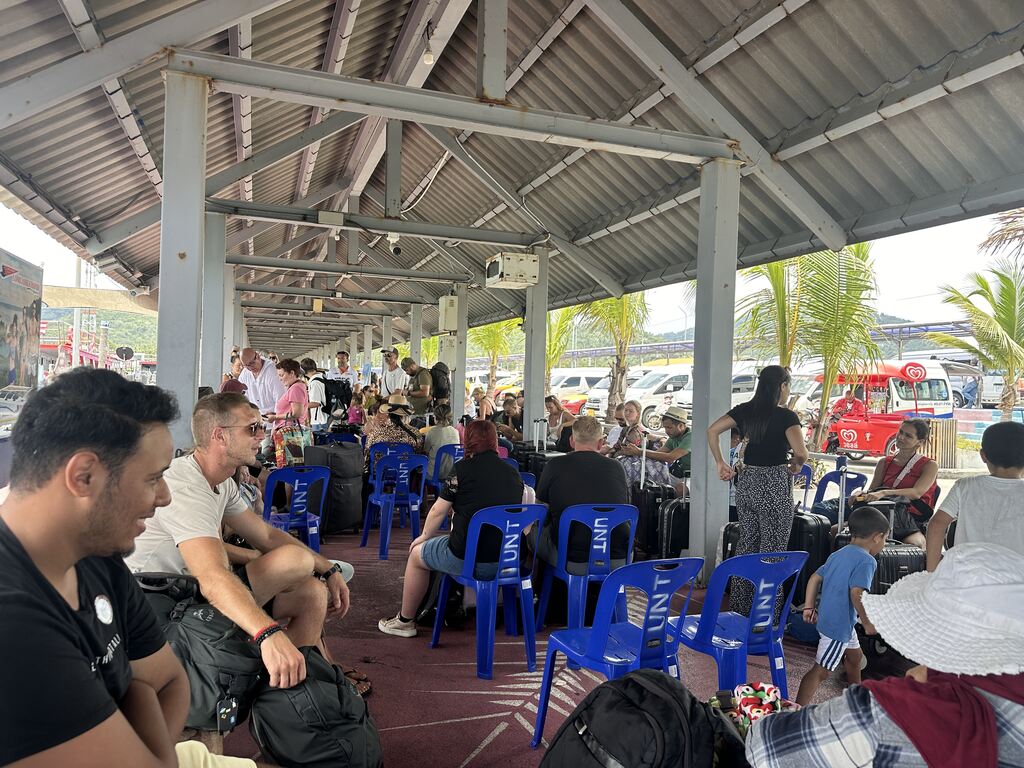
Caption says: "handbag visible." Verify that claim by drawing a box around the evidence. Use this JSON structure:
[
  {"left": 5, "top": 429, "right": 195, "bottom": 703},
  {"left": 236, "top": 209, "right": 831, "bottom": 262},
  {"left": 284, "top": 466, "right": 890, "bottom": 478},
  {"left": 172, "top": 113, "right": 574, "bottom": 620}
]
[{"left": 274, "top": 421, "right": 312, "bottom": 467}]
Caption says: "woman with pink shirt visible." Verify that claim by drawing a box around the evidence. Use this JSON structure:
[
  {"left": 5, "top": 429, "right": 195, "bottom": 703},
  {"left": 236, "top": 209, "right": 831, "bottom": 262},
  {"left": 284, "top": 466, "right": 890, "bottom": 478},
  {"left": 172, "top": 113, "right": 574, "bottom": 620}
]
[{"left": 265, "top": 358, "right": 309, "bottom": 428}]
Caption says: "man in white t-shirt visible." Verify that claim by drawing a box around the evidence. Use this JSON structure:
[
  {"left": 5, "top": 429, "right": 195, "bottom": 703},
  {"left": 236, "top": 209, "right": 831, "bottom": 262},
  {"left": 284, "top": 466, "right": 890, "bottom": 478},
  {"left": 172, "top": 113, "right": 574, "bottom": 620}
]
[
  {"left": 301, "top": 358, "right": 328, "bottom": 428},
  {"left": 926, "top": 421, "right": 1024, "bottom": 571},
  {"left": 125, "top": 393, "right": 351, "bottom": 689},
  {"left": 379, "top": 347, "right": 409, "bottom": 399},
  {"left": 238, "top": 347, "right": 286, "bottom": 451},
  {"left": 327, "top": 350, "right": 359, "bottom": 389}
]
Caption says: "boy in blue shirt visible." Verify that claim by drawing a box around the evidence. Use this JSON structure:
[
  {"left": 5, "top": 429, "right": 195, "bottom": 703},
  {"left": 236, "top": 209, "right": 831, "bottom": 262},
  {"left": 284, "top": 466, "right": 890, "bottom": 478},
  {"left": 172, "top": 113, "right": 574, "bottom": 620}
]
[{"left": 795, "top": 505, "right": 889, "bottom": 705}]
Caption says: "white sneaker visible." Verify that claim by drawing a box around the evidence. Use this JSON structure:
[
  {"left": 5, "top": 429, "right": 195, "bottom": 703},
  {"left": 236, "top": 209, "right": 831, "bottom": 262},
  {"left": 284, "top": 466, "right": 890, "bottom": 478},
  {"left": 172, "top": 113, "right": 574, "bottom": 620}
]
[{"left": 378, "top": 614, "right": 417, "bottom": 638}]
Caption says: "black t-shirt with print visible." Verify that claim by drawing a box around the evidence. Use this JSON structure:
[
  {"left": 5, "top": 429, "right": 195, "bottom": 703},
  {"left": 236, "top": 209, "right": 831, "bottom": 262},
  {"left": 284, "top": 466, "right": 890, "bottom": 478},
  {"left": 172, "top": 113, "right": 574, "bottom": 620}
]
[
  {"left": 727, "top": 401, "right": 801, "bottom": 466},
  {"left": 440, "top": 450, "right": 524, "bottom": 561},
  {"left": 0, "top": 517, "right": 166, "bottom": 764}
]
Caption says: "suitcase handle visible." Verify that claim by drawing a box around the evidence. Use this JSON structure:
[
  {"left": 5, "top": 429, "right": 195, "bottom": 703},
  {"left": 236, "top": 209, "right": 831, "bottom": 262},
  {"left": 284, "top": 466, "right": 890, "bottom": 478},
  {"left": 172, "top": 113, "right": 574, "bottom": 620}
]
[{"left": 532, "top": 418, "right": 546, "bottom": 451}]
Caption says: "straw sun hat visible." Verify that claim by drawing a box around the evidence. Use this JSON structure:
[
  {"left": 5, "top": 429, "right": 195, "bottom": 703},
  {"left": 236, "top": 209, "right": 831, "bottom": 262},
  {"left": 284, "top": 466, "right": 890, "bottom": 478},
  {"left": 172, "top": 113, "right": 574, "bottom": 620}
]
[
  {"left": 861, "top": 542, "right": 1024, "bottom": 676},
  {"left": 380, "top": 394, "right": 413, "bottom": 415}
]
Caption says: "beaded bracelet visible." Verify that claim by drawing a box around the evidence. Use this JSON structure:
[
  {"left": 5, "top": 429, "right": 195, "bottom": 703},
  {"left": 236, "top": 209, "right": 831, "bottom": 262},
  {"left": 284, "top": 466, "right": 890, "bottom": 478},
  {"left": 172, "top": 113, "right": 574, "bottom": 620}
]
[{"left": 252, "top": 622, "right": 282, "bottom": 645}]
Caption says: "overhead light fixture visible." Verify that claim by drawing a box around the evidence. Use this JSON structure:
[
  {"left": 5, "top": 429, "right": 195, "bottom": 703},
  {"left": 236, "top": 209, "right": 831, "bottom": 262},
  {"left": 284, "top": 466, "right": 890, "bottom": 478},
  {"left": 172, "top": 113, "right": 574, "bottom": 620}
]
[
  {"left": 422, "top": 21, "right": 435, "bottom": 65},
  {"left": 333, "top": 229, "right": 341, "bottom": 241}
]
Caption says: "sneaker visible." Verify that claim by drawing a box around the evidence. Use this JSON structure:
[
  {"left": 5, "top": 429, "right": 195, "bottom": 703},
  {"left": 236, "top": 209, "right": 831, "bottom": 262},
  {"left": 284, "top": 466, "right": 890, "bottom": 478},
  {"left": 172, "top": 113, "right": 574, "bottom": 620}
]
[{"left": 378, "top": 614, "right": 417, "bottom": 638}]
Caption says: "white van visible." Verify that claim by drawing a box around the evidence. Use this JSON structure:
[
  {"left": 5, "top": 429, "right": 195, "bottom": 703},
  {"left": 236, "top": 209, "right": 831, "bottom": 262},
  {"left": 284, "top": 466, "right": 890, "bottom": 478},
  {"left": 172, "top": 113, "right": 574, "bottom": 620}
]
[
  {"left": 550, "top": 367, "right": 609, "bottom": 396},
  {"left": 582, "top": 368, "right": 650, "bottom": 420},
  {"left": 587, "top": 365, "right": 692, "bottom": 430},
  {"left": 671, "top": 365, "right": 761, "bottom": 414}
]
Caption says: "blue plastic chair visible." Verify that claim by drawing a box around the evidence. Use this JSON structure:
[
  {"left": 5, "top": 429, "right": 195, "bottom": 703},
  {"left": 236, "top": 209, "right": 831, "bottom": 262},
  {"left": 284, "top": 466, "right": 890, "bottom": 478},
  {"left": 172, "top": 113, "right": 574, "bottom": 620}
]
[
  {"left": 675, "top": 551, "right": 808, "bottom": 699},
  {"left": 520, "top": 471, "right": 537, "bottom": 489},
  {"left": 319, "top": 432, "right": 360, "bottom": 445},
  {"left": 531, "top": 558, "right": 704, "bottom": 748},
  {"left": 502, "top": 456, "right": 520, "bottom": 471},
  {"left": 812, "top": 469, "right": 868, "bottom": 506},
  {"left": 430, "top": 504, "right": 547, "bottom": 680},
  {"left": 535, "top": 504, "right": 638, "bottom": 630},
  {"left": 367, "top": 441, "right": 417, "bottom": 492},
  {"left": 360, "top": 454, "right": 428, "bottom": 559},
  {"left": 262, "top": 466, "right": 331, "bottom": 553},
  {"left": 426, "top": 443, "right": 464, "bottom": 495}
]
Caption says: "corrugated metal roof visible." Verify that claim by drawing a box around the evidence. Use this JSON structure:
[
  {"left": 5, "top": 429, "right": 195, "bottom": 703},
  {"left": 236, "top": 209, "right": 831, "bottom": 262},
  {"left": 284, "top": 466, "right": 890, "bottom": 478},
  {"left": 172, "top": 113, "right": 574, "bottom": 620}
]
[{"left": 1, "top": 0, "right": 1023, "bottom": 348}]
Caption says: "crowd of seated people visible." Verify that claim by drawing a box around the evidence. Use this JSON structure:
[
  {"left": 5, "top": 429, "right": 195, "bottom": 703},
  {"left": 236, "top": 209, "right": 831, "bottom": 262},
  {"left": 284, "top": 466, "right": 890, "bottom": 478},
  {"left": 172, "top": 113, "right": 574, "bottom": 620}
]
[{"left": 4, "top": 363, "right": 1023, "bottom": 768}]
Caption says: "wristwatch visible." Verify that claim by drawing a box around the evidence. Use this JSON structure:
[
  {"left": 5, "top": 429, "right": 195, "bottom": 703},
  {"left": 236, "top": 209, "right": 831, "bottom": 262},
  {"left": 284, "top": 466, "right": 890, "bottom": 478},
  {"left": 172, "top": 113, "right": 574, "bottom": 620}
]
[{"left": 318, "top": 562, "right": 344, "bottom": 582}]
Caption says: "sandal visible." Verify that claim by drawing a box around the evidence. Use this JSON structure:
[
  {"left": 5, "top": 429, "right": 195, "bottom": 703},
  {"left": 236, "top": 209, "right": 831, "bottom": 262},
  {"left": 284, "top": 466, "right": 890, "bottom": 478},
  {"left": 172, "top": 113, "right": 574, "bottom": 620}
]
[{"left": 342, "top": 667, "right": 372, "bottom": 697}]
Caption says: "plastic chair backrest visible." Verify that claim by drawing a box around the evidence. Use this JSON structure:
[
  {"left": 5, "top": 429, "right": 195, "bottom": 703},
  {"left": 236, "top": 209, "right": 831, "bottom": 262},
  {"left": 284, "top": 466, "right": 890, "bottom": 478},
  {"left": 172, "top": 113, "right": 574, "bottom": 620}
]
[
  {"left": 502, "top": 456, "right": 520, "bottom": 471},
  {"left": 695, "top": 552, "right": 808, "bottom": 646},
  {"left": 585, "top": 558, "right": 703, "bottom": 667},
  {"left": 262, "top": 465, "right": 331, "bottom": 523},
  {"left": 460, "top": 504, "right": 547, "bottom": 582},
  {"left": 555, "top": 504, "right": 639, "bottom": 577},
  {"left": 323, "top": 432, "right": 359, "bottom": 444},
  {"left": 368, "top": 441, "right": 416, "bottom": 476},
  {"left": 520, "top": 471, "right": 537, "bottom": 489},
  {"left": 813, "top": 470, "right": 868, "bottom": 505},
  {"left": 373, "top": 454, "right": 428, "bottom": 499},
  {"left": 431, "top": 444, "right": 464, "bottom": 486}
]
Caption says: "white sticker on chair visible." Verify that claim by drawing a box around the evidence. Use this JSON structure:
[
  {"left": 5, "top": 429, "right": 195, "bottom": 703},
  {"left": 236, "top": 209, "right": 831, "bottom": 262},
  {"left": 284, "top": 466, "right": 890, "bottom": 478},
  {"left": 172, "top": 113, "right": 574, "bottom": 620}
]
[
  {"left": 775, "top": 657, "right": 784, "bottom": 669},
  {"left": 669, "top": 664, "right": 678, "bottom": 677},
  {"left": 521, "top": 579, "right": 532, "bottom": 590}
]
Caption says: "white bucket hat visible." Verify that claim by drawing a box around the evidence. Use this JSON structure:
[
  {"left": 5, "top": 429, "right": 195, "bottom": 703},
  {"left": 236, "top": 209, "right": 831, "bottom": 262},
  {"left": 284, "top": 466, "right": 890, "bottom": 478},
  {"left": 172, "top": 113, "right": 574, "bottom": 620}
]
[{"left": 861, "top": 542, "right": 1024, "bottom": 676}]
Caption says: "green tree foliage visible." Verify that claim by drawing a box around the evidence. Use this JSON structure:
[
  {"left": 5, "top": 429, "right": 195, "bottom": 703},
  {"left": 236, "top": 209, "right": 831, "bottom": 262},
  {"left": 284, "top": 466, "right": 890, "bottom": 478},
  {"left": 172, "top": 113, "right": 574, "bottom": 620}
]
[
  {"left": 928, "top": 256, "right": 1024, "bottom": 421},
  {"left": 468, "top": 319, "right": 522, "bottom": 391},
  {"left": 545, "top": 308, "right": 581, "bottom": 392},
  {"left": 738, "top": 260, "right": 803, "bottom": 368},
  {"left": 578, "top": 293, "right": 650, "bottom": 422}
]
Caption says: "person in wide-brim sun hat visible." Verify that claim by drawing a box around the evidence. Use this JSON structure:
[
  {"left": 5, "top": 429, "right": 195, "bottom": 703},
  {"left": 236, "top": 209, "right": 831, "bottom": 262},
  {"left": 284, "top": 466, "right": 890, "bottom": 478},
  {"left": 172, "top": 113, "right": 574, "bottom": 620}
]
[
  {"left": 379, "top": 394, "right": 413, "bottom": 416},
  {"left": 746, "top": 542, "right": 1024, "bottom": 768}
]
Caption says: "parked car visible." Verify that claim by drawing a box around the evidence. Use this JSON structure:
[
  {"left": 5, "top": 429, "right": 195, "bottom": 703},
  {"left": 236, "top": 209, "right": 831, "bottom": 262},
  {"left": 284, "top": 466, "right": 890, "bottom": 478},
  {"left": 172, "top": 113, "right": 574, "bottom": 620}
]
[
  {"left": 586, "top": 365, "right": 691, "bottom": 430},
  {"left": 579, "top": 369, "right": 648, "bottom": 420}
]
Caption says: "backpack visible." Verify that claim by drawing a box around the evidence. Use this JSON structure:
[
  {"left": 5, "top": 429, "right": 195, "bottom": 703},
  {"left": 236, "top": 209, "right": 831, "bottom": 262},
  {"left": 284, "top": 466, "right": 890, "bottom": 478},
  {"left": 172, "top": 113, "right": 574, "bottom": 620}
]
[
  {"left": 540, "top": 669, "right": 749, "bottom": 768},
  {"left": 414, "top": 570, "right": 467, "bottom": 628},
  {"left": 429, "top": 362, "right": 451, "bottom": 401},
  {"left": 249, "top": 646, "right": 383, "bottom": 768},
  {"left": 161, "top": 598, "right": 263, "bottom": 732},
  {"left": 323, "top": 377, "right": 353, "bottom": 415}
]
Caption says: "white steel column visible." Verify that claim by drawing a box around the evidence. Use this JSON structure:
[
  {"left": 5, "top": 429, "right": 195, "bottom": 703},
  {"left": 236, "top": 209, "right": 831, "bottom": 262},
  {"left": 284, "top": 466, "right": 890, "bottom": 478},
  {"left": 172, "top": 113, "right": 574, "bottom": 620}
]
[
  {"left": 200, "top": 213, "right": 226, "bottom": 389},
  {"left": 689, "top": 158, "right": 741, "bottom": 572},
  {"left": 476, "top": 0, "right": 508, "bottom": 101},
  {"left": 362, "top": 324, "right": 373, "bottom": 375},
  {"left": 409, "top": 304, "right": 422, "bottom": 362},
  {"left": 382, "top": 315, "right": 393, "bottom": 352},
  {"left": 384, "top": 120, "right": 402, "bottom": 218},
  {"left": 221, "top": 264, "right": 236, "bottom": 371},
  {"left": 346, "top": 195, "right": 360, "bottom": 265},
  {"left": 348, "top": 332, "right": 358, "bottom": 365},
  {"left": 156, "top": 71, "right": 208, "bottom": 448},
  {"left": 522, "top": 250, "right": 549, "bottom": 439},
  {"left": 452, "top": 284, "right": 468, "bottom": 422}
]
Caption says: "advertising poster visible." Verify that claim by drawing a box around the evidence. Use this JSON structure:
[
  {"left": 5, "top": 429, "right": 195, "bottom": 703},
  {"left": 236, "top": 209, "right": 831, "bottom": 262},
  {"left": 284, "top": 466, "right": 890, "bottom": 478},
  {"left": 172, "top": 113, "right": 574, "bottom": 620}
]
[{"left": 0, "top": 247, "right": 43, "bottom": 439}]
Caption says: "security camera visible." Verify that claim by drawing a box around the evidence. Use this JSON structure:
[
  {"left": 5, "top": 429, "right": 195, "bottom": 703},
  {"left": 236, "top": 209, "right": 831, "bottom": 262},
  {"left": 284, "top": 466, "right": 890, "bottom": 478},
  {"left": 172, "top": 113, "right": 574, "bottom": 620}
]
[
  {"left": 391, "top": 244, "right": 402, "bottom": 257},
  {"left": 387, "top": 232, "right": 400, "bottom": 257}
]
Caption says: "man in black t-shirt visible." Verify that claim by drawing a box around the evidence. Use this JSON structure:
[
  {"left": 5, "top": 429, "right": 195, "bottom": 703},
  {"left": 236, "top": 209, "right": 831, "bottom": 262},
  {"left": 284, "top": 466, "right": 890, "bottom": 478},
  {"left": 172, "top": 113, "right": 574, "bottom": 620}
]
[
  {"left": 531, "top": 417, "right": 630, "bottom": 572},
  {"left": 492, "top": 398, "right": 524, "bottom": 442},
  {"left": 0, "top": 369, "right": 262, "bottom": 768}
]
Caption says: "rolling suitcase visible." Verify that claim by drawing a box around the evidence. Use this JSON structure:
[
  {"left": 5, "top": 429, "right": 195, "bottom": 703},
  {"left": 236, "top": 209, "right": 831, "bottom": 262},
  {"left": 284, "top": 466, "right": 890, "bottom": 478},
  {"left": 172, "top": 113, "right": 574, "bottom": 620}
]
[
  {"left": 787, "top": 511, "right": 831, "bottom": 606},
  {"left": 529, "top": 451, "right": 565, "bottom": 478},
  {"left": 657, "top": 497, "right": 689, "bottom": 557},
  {"left": 631, "top": 439, "right": 674, "bottom": 556},
  {"left": 303, "top": 444, "right": 363, "bottom": 534}
]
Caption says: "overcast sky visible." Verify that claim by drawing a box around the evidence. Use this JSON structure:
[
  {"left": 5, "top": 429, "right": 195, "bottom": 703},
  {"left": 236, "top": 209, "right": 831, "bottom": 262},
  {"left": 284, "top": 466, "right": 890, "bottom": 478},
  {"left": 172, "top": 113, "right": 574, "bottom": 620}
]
[{"left": 0, "top": 202, "right": 1001, "bottom": 331}]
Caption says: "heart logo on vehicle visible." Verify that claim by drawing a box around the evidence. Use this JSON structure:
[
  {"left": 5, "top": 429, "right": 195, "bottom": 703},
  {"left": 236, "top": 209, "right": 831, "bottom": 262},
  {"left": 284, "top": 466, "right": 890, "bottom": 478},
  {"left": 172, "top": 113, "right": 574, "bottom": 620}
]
[{"left": 839, "top": 429, "right": 858, "bottom": 446}]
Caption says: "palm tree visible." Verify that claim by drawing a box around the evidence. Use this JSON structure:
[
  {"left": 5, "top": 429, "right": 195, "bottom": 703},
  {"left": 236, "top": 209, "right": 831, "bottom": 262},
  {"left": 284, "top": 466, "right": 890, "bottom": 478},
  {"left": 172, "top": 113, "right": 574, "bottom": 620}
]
[
  {"left": 579, "top": 293, "right": 649, "bottom": 422},
  {"left": 737, "top": 260, "right": 804, "bottom": 368},
  {"left": 468, "top": 319, "right": 521, "bottom": 391},
  {"left": 545, "top": 307, "right": 581, "bottom": 392},
  {"left": 981, "top": 209, "right": 1024, "bottom": 259},
  {"left": 394, "top": 335, "right": 440, "bottom": 367},
  {"left": 927, "top": 257, "right": 1024, "bottom": 421},
  {"left": 800, "top": 242, "right": 882, "bottom": 445}
]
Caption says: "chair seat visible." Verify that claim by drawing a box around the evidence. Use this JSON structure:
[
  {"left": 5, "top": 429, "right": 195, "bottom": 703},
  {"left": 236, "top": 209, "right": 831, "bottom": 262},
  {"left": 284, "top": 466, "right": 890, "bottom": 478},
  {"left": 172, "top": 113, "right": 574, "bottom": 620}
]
[
  {"left": 675, "top": 613, "right": 748, "bottom": 653},
  {"left": 549, "top": 621, "right": 654, "bottom": 667},
  {"left": 269, "top": 512, "right": 319, "bottom": 528}
]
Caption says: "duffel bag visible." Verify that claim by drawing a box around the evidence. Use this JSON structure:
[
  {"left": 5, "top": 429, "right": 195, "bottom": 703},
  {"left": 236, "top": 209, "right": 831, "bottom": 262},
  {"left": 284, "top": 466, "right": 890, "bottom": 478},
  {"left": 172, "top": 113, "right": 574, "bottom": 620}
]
[{"left": 249, "top": 646, "right": 382, "bottom": 768}]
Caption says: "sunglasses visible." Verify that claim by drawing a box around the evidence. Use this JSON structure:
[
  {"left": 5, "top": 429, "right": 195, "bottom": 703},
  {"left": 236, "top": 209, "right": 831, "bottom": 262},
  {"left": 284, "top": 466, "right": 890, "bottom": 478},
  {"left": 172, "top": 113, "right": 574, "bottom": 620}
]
[{"left": 223, "top": 422, "right": 266, "bottom": 436}]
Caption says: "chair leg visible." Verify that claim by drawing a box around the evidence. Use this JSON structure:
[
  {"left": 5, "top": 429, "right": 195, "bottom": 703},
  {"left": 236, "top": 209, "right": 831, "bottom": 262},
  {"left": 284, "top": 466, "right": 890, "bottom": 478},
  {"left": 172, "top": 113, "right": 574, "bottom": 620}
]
[
  {"left": 359, "top": 500, "right": 375, "bottom": 548},
  {"left": 520, "top": 580, "right": 538, "bottom": 672},
  {"left": 429, "top": 576, "right": 451, "bottom": 648},
  {"left": 531, "top": 649, "right": 559, "bottom": 749},
  {"left": 378, "top": 498, "right": 394, "bottom": 560},
  {"left": 718, "top": 649, "right": 746, "bottom": 693},
  {"left": 535, "top": 567, "right": 554, "bottom": 629},
  {"left": 306, "top": 521, "right": 320, "bottom": 553},
  {"left": 475, "top": 582, "right": 498, "bottom": 680},
  {"left": 503, "top": 585, "right": 518, "bottom": 636},
  {"left": 566, "top": 576, "right": 586, "bottom": 630},
  {"left": 769, "top": 638, "right": 789, "bottom": 700},
  {"left": 409, "top": 503, "right": 421, "bottom": 538}
]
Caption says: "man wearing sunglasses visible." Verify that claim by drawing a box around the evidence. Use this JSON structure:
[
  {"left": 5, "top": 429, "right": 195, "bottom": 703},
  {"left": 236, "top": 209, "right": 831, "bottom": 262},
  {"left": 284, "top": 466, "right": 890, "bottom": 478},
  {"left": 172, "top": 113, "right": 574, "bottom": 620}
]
[{"left": 126, "top": 393, "right": 350, "bottom": 690}]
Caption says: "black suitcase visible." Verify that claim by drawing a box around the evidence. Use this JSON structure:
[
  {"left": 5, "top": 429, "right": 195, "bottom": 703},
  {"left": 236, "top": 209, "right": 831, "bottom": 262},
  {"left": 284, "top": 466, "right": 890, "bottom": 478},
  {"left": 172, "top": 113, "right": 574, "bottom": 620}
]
[
  {"left": 510, "top": 441, "right": 534, "bottom": 471},
  {"left": 528, "top": 451, "right": 565, "bottom": 478},
  {"left": 657, "top": 497, "right": 689, "bottom": 558},
  {"left": 722, "top": 521, "right": 741, "bottom": 561},
  {"left": 632, "top": 482, "right": 674, "bottom": 556},
  {"left": 303, "top": 444, "right": 364, "bottom": 534},
  {"left": 304, "top": 443, "right": 362, "bottom": 479}
]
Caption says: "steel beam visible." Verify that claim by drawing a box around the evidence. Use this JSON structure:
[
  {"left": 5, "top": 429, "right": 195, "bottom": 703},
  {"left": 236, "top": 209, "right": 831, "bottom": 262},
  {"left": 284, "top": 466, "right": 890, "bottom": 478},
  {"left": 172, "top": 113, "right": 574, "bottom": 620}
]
[
  {"left": 586, "top": 0, "right": 845, "bottom": 251},
  {"left": 409, "top": 304, "right": 423, "bottom": 361},
  {"left": 227, "top": 253, "right": 471, "bottom": 283},
  {"left": 86, "top": 116, "right": 362, "bottom": 254},
  {"left": 339, "top": 290, "right": 428, "bottom": 305},
  {"left": 166, "top": 49, "right": 737, "bottom": 164},
  {"left": 522, "top": 250, "right": 549, "bottom": 434},
  {"left": 476, "top": 0, "right": 508, "bottom": 101},
  {"left": 223, "top": 179, "right": 351, "bottom": 252},
  {"left": 242, "top": 300, "right": 392, "bottom": 316},
  {"left": 385, "top": 120, "right": 403, "bottom": 218},
  {"left": 421, "top": 123, "right": 624, "bottom": 296},
  {"left": 156, "top": 71, "right": 208, "bottom": 448},
  {"left": 227, "top": 21, "right": 253, "bottom": 209},
  {"left": 452, "top": 285, "right": 468, "bottom": 422},
  {"left": 689, "top": 158, "right": 741, "bottom": 572},
  {"left": 200, "top": 213, "right": 227, "bottom": 389},
  {"left": 237, "top": 283, "right": 336, "bottom": 298},
  {"left": 0, "top": 0, "right": 291, "bottom": 132}
]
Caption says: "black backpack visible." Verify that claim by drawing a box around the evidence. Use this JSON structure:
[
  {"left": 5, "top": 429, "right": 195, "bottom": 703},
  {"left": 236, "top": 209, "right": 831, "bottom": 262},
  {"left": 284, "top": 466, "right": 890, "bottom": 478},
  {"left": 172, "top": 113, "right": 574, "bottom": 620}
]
[
  {"left": 429, "top": 362, "right": 451, "bottom": 400},
  {"left": 249, "top": 646, "right": 382, "bottom": 768},
  {"left": 322, "top": 377, "right": 353, "bottom": 415},
  {"left": 540, "top": 669, "right": 749, "bottom": 768}
]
